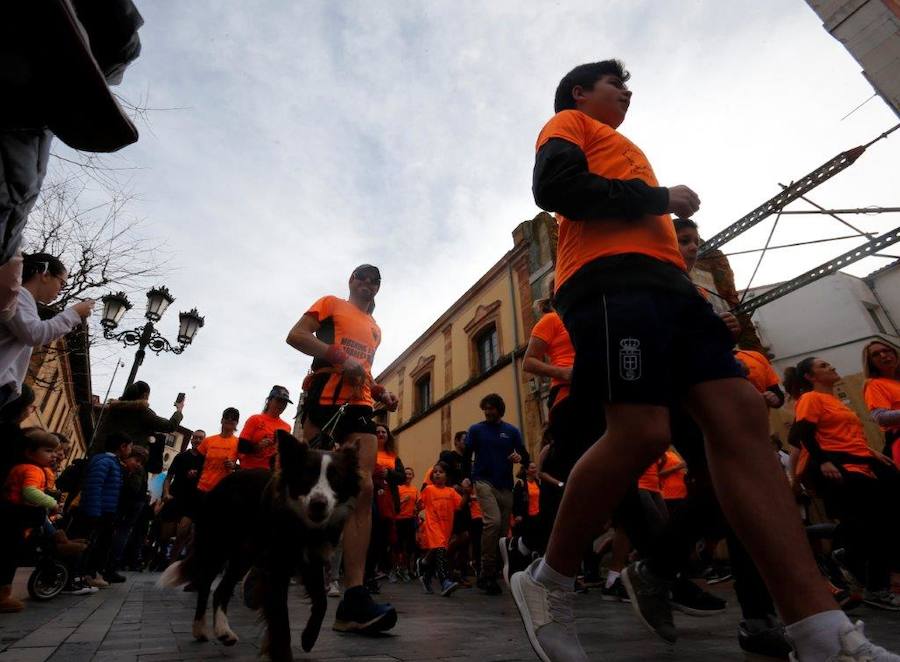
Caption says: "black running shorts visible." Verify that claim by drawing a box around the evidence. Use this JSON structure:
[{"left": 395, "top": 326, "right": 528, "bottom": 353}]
[
  {"left": 302, "top": 403, "right": 378, "bottom": 444},
  {"left": 561, "top": 288, "right": 743, "bottom": 407}
]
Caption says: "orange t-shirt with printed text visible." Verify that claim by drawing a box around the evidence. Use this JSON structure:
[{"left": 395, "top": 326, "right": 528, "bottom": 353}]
[
  {"left": 238, "top": 413, "right": 291, "bottom": 470},
  {"left": 794, "top": 391, "right": 876, "bottom": 478},
  {"left": 197, "top": 434, "right": 239, "bottom": 492},
  {"left": 735, "top": 350, "right": 780, "bottom": 394},
  {"left": 864, "top": 377, "right": 900, "bottom": 433},
  {"left": 526, "top": 480, "right": 540, "bottom": 516},
  {"left": 536, "top": 110, "right": 685, "bottom": 291},
  {"left": 530, "top": 311, "right": 575, "bottom": 403},
  {"left": 638, "top": 456, "right": 663, "bottom": 493},
  {"left": 418, "top": 484, "right": 463, "bottom": 550},
  {"left": 397, "top": 484, "right": 418, "bottom": 519},
  {"left": 3, "top": 464, "right": 47, "bottom": 505},
  {"left": 307, "top": 295, "right": 381, "bottom": 407},
  {"left": 660, "top": 450, "right": 688, "bottom": 500}
]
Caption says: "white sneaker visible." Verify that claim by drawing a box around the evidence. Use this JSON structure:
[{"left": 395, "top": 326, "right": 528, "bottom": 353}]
[
  {"left": 510, "top": 559, "right": 588, "bottom": 662},
  {"left": 789, "top": 620, "right": 900, "bottom": 661},
  {"left": 327, "top": 581, "right": 341, "bottom": 598}
]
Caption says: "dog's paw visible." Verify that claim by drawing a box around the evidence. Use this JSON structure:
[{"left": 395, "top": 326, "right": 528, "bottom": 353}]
[{"left": 192, "top": 619, "right": 209, "bottom": 642}]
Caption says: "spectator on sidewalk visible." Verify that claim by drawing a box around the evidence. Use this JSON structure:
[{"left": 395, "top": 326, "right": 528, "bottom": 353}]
[{"left": 0, "top": 253, "right": 93, "bottom": 407}]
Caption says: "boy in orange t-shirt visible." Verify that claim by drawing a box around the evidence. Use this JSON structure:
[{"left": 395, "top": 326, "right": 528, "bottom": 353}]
[
  {"left": 514, "top": 60, "right": 856, "bottom": 662},
  {"left": 416, "top": 463, "right": 470, "bottom": 597},
  {"left": 393, "top": 467, "right": 419, "bottom": 581}
]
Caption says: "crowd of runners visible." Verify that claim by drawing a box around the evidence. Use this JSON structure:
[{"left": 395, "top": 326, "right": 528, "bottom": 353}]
[{"left": 1, "top": 57, "right": 900, "bottom": 662}]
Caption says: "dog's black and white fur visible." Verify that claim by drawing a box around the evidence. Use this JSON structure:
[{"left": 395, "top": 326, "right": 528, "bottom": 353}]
[{"left": 159, "top": 429, "right": 360, "bottom": 660}]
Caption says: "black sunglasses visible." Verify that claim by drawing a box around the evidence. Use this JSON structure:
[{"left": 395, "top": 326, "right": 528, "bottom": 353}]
[{"left": 353, "top": 272, "right": 381, "bottom": 285}]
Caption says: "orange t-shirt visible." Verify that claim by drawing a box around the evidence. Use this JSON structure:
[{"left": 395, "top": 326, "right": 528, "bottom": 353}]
[
  {"left": 530, "top": 311, "right": 575, "bottom": 403},
  {"left": 536, "top": 110, "right": 685, "bottom": 291},
  {"left": 397, "top": 484, "right": 418, "bottom": 519},
  {"left": 526, "top": 480, "right": 540, "bottom": 516},
  {"left": 735, "top": 350, "right": 780, "bottom": 394},
  {"left": 3, "top": 464, "right": 47, "bottom": 505},
  {"left": 44, "top": 467, "right": 57, "bottom": 492},
  {"left": 238, "top": 413, "right": 291, "bottom": 470},
  {"left": 197, "top": 434, "right": 240, "bottom": 492},
  {"left": 864, "top": 377, "right": 900, "bottom": 433},
  {"left": 418, "top": 484, "right": 463, "bottom": 550},
  {"left": 469, "top": 492, "right": 482, "bottom": 519},
  {"left": 638, "top": 456, "right": 663, "bottom": 493},
  {"left": 794, "top": 391, "right": 876, "bottom": 478},
  {"left": 376, "top": 450, "right": 397, "bottom": 473},
  {"left": 660, "top": 450, "right": 688, "bottom": 500},
  {"left": 307, "top": 295, "right": 381, "bottom": 407}
]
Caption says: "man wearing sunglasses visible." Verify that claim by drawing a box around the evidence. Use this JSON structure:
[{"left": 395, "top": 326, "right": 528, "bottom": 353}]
[{"left": 287, "top": 264, "right": 400, "bottom": 634}]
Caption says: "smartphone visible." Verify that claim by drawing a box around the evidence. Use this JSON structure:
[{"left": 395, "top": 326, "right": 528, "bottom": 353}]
[{"left": 175, "top": 392, "right": 186, "bottom": 406}]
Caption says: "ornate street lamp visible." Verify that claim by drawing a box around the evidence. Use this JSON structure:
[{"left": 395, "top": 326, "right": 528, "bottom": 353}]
[{"left": 101, "top": 286, "right": 204, "bottom": 389}]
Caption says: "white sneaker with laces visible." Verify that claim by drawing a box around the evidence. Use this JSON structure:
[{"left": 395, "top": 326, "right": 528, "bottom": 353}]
[
  {"left": 327, "top": 581, "right": 341, "bottom": 598},
  {"left": 510, "top": 559, "right": 588, "bottom": 662},
  {"left": 789, "top": 620, "right": 900, "bottom": 661}
]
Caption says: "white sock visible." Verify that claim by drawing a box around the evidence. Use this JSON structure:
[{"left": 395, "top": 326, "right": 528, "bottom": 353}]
[
  {"left": 785, "top": 610, "right": 851, "bottom": 661},
  {"left": 531, "top": 559, "right": 575, "bottom": 591},
  {"left": 517, "top": 538, "right": 531, "bottom": 556},
  {"left": 605, "top": 570, "right": 621, "bottom": 589}
]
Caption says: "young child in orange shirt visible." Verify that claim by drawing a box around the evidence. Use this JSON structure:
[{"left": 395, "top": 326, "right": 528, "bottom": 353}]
[
  {"left": 416, "top": 463, "right": 470, "bottom": 597},
  {"left": 0, "top": 430, "right": 61, "bottom": 612}
]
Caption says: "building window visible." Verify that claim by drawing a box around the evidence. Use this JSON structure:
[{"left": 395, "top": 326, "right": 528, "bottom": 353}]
[
  {"left": 475, "top": 324, "right": 500, "bottom": 373},
  {"left": 414, "top": 374, "right": 432, "bottom": 414},
  {"left": 39, "top": 370, "right": 59, "bottom": 411}
]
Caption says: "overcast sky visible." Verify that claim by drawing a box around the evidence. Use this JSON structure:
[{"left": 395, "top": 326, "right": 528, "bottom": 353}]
[{"left": 59, "top": 1, "right": 899, "bottom": 434}]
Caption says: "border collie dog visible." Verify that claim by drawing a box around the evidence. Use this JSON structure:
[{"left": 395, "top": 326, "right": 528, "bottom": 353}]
[{"left": 160, "top": 429, "right": 360, "bottom": 660}]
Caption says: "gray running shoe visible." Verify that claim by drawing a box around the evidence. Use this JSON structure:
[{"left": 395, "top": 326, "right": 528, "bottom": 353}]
[
  {"left": 511, "top": 559, "right": 588, "bottom": 662},
  {"left": 621, "top": 561, "right": 676, "bottom": 644},
  {"left": 788, "top": 620, "right": 900, "bottom": 661}
]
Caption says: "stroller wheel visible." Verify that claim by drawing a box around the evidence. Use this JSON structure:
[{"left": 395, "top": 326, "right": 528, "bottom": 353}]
[{"left": 27, "top": 560, "right": 69, "bottom": 600}]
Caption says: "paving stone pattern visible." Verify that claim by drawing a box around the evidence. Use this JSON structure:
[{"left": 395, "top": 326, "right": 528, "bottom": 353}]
[{"left": 2, "top": 570, "right": 899, "bottom": 661}]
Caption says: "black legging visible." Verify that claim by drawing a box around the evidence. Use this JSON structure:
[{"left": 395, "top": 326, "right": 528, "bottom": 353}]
[
  {"left": 818, "top": 469, "right": 900, "bottom": 591},
  {"left": 0, "top": 503, "right": 43, "bottom": 585}
]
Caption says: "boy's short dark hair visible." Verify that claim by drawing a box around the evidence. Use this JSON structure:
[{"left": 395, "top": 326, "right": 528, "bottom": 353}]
[
  {"left": 479, "top": 393, "right": 506, "bottom": 417},
  {"left": 554, "top": 60, "right": 630, "bottom": 113},
  {"left": 128, "top": 445, "right": 149, "bottom": 464},
  {"left": 673, "top": 217, "right": 698, "bottom": 232},
  {"left": 23, "top": 428, "right": 60, "bottom": 452},
  {"left": 105, "top": 432, "right": 133, "bottom": 453}
]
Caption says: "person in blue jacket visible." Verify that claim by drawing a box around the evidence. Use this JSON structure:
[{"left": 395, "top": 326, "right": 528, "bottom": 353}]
[
  {"left": 465, "top": 393, "right": 528, "bottom": 596},
  {"left": 68, "top": 432, "right": 132, "bottom": 588}
]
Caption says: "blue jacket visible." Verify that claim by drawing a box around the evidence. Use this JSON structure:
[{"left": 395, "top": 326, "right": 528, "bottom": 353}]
[
  {"left": 80, "top": 452, "right": 122, "bottom": 517},
  {"left": 466, "top": 420, "right": 528, "bottom": 491}
]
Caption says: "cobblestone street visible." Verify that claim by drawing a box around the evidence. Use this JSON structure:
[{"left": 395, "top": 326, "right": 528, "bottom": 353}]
[{"left": 2, "top": 570, "right": 900, "bottom": 661}]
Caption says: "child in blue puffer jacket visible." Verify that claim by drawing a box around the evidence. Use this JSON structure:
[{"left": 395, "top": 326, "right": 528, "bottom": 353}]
[{"left": 67, "top": 433, "right": 132, "bottom": 589}]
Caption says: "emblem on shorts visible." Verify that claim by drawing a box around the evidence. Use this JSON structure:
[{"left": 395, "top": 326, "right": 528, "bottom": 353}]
[{"left": 619, "top": 338, "right": 641, "bottom": 381}]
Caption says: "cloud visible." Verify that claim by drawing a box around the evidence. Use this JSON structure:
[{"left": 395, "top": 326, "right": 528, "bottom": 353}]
[{"left": 62, "top": 0, "right": 898, "bottom": 432}]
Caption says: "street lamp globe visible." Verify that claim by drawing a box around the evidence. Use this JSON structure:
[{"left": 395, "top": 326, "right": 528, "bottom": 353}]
[
  {"left": 145, "top": 286, "right": 175, "bottom": 322},
  {"left": 177, "top": 308, "right": 205, "bottom": 345},
  {"left": 100, "top": 292, "right": 132, "bottom": 330}
]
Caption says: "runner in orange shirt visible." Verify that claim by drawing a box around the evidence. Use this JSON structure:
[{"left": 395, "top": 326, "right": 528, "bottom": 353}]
[
  {"left": 393, "top": 467, "right": 418, "bottom": 582},
  {"left": 513, "top": 59, "right": 867, "bottom": 662},
  {"left": 785, "top": 357, "right": 900, "bottom": 611},
  {"left": 286, "top": 264, "right": 399, "bottom": 634},
  {"left": 237, "top": 387, "right": 292, "bottom": 470},
  {"left": 197, "top": 407, "right": 240, "bottom": 493},
  {"left": 861, "top": 340, "right": 900, "bottom": 464},
  {"left": 416, "top": 463, "right": 470, "bottom": 597}
]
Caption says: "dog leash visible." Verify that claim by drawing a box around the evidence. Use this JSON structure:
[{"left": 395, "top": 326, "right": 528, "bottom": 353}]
[{"left": 308, "top": 403, "right": 347, "bottom": 450}]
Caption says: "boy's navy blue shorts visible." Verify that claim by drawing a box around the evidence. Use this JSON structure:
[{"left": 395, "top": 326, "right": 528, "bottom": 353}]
[{"left": 561, "top": 288, "right": 743, "bottom": 407}]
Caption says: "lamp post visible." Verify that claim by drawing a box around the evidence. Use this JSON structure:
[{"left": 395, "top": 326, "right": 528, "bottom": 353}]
[{"left": 100, "top": 287, "right": 205, "bottom": 390}]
